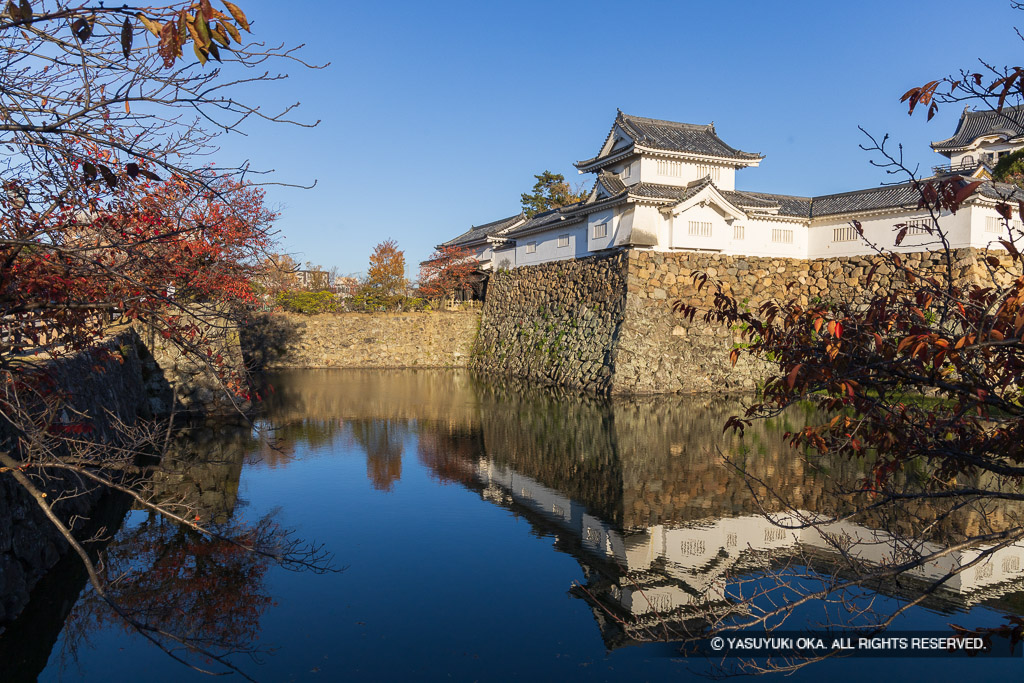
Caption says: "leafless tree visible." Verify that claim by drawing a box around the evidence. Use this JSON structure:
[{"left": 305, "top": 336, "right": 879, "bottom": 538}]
[{"left": 0, "top": 2, "right": 335, "bottom": 677}]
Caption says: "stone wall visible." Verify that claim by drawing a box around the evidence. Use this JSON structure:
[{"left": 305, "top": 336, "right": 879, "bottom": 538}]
[
  {"left": 244, "top": 311, "right": 479, "bottom": 370},
  {"left": 474, "top": 247, "right": 1002, "bottom": 395},
  {"left": 613, "top": 248, "right": 989, "bottom": 393},
  {"left": 1, "top": 314, "right": 254, "bottom": 630},
  {"left": 136, "top": 309, "right": 251, "bottom": 416},
  {"left": 0, "top": 331, "right": 147, "bottom": 626},
  {"left": 472, "top": 253, "right": 628, "bottom": 393}
]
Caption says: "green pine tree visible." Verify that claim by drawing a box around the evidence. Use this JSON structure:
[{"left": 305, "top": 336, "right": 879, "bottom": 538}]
[{"left": 520, "top": 171, "right": 587, "bottom": 218}]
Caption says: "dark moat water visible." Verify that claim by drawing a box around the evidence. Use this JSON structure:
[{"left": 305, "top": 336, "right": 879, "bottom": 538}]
[{"left": 7, "top": 369, "right": 1024, "bottom": 681}]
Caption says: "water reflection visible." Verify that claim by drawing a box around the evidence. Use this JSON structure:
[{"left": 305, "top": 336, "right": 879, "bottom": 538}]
[
  {"left": 350, "top": 420, "right": 405, "bottom": 492},
  {"left": 62, "top": 422, "right": 288, "bottom": 668},
  {"left": 9, "top": 369, "right": 1024, "bottom": 681},
  {"left": 3, "top": 422, "right": 290, "bottom": 681},
  {"left": 265, "top": 370, "right": 1024, "bottom": 650}
]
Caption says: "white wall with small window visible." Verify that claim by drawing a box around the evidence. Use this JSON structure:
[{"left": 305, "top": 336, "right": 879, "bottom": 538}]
[
  {"left": 668, "top": 203, "right": 727, "bottom": 249},
  {"left": 586, "top": 208, "right": 617, "bottom": 252},
  {"left": 725, "top": 216, "right": 809, "bottom": 258},
  {"left": 981, "top": 211, "right": 1023, "bottom": 239},
  {"left": 514, "top": 222, "right": 591, "bottom": 265},
  {"left": 972, "top": 204, "right": 1022, "bottom": 249},
  {"left": 808, "top": 209, "right": 973, "bottom": 258},
  {"left": 608, "top": 160, "right": 639, "bottom": 186},
  {"left": 950, "top": 140, "right": 1020, "bottom": 169},
  {"left": 637, "top": 155, "right": 737, "bottom": 190}
]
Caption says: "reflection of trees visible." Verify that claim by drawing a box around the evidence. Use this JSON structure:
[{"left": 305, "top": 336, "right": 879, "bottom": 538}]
[
  {"left": 416, "top": 425, "right": 483, "bottom": 486},
  {"left": 253, "top": 418, "right": 340, "bottom": 468},
  {"left": 349, "top": 419, "right": 405, "bottom": 492},
  {"left": 143, "top": 421, "right": 251, "bottom": 524},
  {"left": 3, "top": 417, "right": 333, "bottom": 680},
  {"left": 60, "top": 511, "right": 276, "bottom": 668}
]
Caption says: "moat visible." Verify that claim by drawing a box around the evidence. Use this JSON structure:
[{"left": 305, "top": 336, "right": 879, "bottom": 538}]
[{"left": 4, "top": 369, "right": 1023, "bottom": 681}]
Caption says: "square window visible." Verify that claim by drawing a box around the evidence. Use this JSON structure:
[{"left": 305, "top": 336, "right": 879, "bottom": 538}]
[
  {"left": 593, "top": 223, "right": 608, "bottom": 239},
  {"left": 525, "top": 242, "right": 537, "bottom": 254},
  {"left": 558, "top": 234, "right": 570, "bottom": 248}
]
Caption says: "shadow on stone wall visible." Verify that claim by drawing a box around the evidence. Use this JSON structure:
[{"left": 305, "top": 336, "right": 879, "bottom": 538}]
[
  {"left": 240, "top": 312, "right": 302, "bottom": 371},
  {"left": 473, "top": 253, "right": 627, "bottom": 394},
  {"left": 0, "top": 331, "right": 156, "bottom": 629},
  {"left": 0, "top": 487, "right": 132, "bottom": 683}
]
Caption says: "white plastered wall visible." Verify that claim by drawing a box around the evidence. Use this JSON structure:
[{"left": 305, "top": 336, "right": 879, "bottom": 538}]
[
  {"left": 809, "top": 208, "right": 975, "bottom": 258},
  {"left": 514, "top": 222, "right": 591, "bottom": 266},
  {"left": 636, "top": 154, "right": 737, "bottom": 190},
  {"left": 586, "top": 208, "right": 617, "bottom": 252}
]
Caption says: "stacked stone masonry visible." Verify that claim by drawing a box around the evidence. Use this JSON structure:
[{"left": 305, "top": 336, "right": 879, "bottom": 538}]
[
  {"left": 1, "top": 315, "right": 251, "bottom": 630},
  {"left": 0, "top": 332, "right": 146, "bottom": 626},
  {"left": 474, "top": 247, "right": 1014, "bottom": 395},
  {"left": 473, "top": 254, "right": 628, "bottom": 393},
  {"left": 246, "top": 311, "right": 480, "bottom": 370}
]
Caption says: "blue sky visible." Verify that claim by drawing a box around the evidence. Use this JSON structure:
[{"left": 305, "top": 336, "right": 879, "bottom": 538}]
[{"left": 212, "top": 0, "right": 1024, "bottom": 277}]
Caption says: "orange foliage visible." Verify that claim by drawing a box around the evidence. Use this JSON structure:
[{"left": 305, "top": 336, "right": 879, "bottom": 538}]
[{"left": 418, "top": 245, "right": 477, "bottom": 301}]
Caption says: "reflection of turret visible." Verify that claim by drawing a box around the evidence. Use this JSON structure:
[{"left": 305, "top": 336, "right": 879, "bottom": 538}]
[
  {"left": 256, "top": 370, "right": 1024, "bottom": 649},
  {"left": 410, "top": 379, "right": 1024, "bottom": 649}
]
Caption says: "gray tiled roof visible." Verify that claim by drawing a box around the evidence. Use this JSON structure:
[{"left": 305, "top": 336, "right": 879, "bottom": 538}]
[
  {"left": 627, "top": 179, "right": 708, "bottom": 202},
  {"left": 808, "top": 179, "right": 1024, "bottom": 218},
  {"left": 576, "top": 111, "right": 762, "bottom": 169},
  {"left": 733, "top": 191, "right": 812, "bottom": 218},
  {"left": 594, "top": 177, "right": 812, "bottom": 219},
  {"left": 442, "top": 212, "right": 525, "bottom": 247},
  {"left": 596, "top": 172, "right": 626, "bottom": 196},
  {"left": 504, "top": 206, "right": 586, "bottom": 238},
  {"left": 932, "top": 105, "right": 1024, "bottom": 152},
  {"left": 720, "top": 190, "right": 781, "bottom": 210},
  {"left": 978, "top": 181, "right": 1024, "bottom": 202},
  {"left": 811, "top": 184, "right": 924, "bottom": 217}
]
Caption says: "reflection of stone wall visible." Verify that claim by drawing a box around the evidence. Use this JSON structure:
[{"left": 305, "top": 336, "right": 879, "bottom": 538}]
[
  {"left": 470, "top": 386, "right": 828, "bottom": 529},
  {"left": 245, "top": 311, "right": 479, "bottom": 370},
  {"left": 261, "top": 369, "right": 484, "bottom": 427},
  {"left": 475, "top": 383, "right": 624, "bottom": 523},
  {"left": 144, "top": 422, "right": 252, "bottom": 524}
]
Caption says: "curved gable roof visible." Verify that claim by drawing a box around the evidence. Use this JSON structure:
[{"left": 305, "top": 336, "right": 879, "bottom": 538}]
[
  {"left": 576, "top": 111, "right": 763, "bottom": 171},
  {"left": 932, "top": 105, "right": 1024, "bottom": 153},
  {"left": 442, "top": 212, "right": 525, "bottom": 248}
]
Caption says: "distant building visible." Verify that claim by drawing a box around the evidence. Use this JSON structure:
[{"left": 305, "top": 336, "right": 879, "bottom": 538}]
[
  {"left": 333, "top": 276, "right": 359, "bottom": 296},
  {"left": 441, "top": 108, "right": 1024, "bottom": 269}
]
